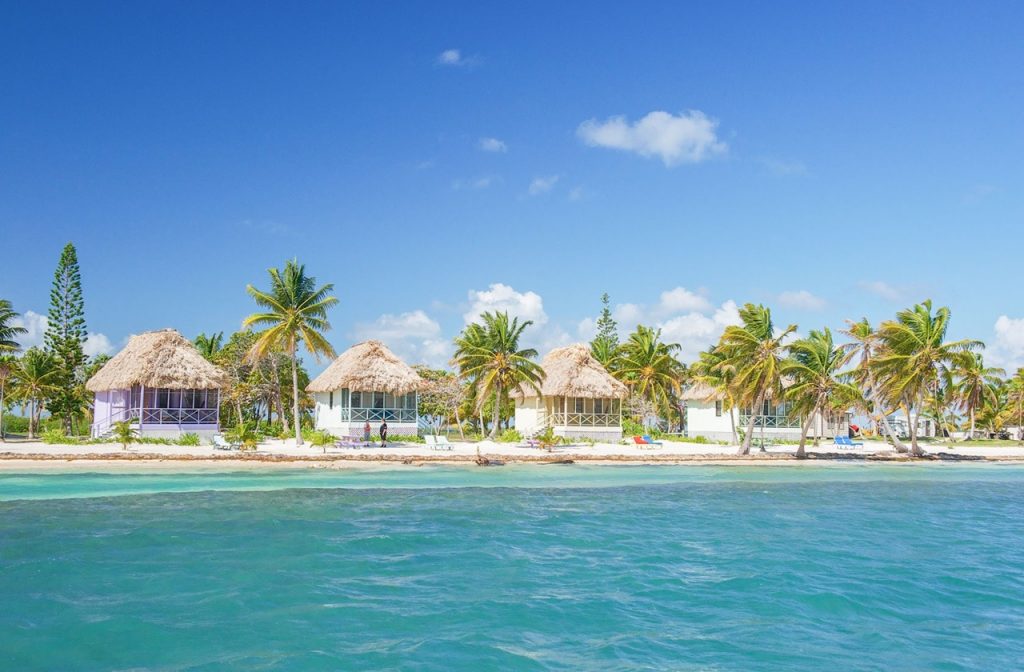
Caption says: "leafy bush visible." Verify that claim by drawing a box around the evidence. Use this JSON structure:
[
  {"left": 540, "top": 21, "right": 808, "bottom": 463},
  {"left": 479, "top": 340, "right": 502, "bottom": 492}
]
[
  {"left": 307, "top": 430, "right": 336, "bottom": 452},
  {"left": 41, "top": 428, "right": 79, "bottom": 445},
  {"left": 622, "top": 418, "right": 663, "bottom": 439},
  {"left": 370, "top": 433, "right": 424, "bottom": 444},
  {"left": 177, "top": 433, "right": 201, "bottom": 446},
  {"left": 499, "top": 428, "right": 523, "bottom": 443},
  {"left": 2, "top": 415, "right": 30, "bottom": 434}
]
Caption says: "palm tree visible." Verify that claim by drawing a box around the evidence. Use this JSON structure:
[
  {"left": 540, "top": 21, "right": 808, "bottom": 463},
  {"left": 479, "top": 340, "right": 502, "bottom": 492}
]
[
  {"left": 0, "top": 299, "right": 27, "bottom": 353},
  {"left": 615, "top": 325, "right": 685, "bottom": 424},
  {"left": 873, "top": 300, "right": 981, "bottom": 456},
  {"left": 111, "top": 420, "right": 137, "bottom": 451},
  {"left": 0, "top": 355, "right": 14, "bottom": 441},
  {"left": 452, "top": 312, "right": 544, "bottom": 439},
  {"left": 718, "top": 303, "right": 796, "bottom": 455},
  {"left": 11, "top": 348, "right": 60, "bottom": 438},
  {"left": 840, "top": 318, "right": 907, "bottom": 452},
  {"left": 1007, "top": 369, "right": 1024, "bottom": 445},
  {"left": 590, "top": 338, "right": 620, "bottom": 372},
  {"left": 194, "top": 332, "right": 224, "bottom": 360},
  {"left": 691, "top": 347, "right": 739, "bottom": 445},
  {"left": 243, "top": 260, "right": 338, "bottom": 446},
  {"left": 954, "top": 353, "right": 1004, "bottom": 440},
  {"left": 784, "top": 328, "right": 859, "bottom": 458}
]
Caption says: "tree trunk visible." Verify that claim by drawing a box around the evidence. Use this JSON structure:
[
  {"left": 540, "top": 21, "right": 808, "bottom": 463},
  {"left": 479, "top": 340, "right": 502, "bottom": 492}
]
[
  {"left": 454, "top": 404, "right": 465, "bottom": 439},
  {"left": 969, "top": 407, "right": 976, "bottom": 441},
  {"left": 728, "top": 395, "right": 738, "bottom": 446},
  {"left": 0, "top": 380, "right": 5, "bottom": 442},
  {"left": 271, "top": 360, "right": 289, "bottom": 433},
  {"left": 796, "top": 406, "right": 816, "bottom": 459},
  {"left": 291, "top": 348, "right": 303, "bottom": 446},
  {"left": 739, "top": 388, "right": 766, "bottom": 455},
  {"left": 906, "top": 404, "right": 922, "bottom": 456},
  {"left": 864, "top": 372, "right": 907, "bottom": 452},
  {"left": 489, "top": 383, "right": 502, "bottom": 439},
  {"left": 29, "top": 399, "right": 37, "bottom": 439}
]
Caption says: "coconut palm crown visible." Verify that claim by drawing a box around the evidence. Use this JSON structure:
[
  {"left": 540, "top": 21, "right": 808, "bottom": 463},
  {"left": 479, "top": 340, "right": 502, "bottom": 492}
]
[
  {"left": 872, "top": 300, "right": 981, "bottom": 455},
  {"left": 243, "top": 259, "right": 338, "bottom": 446},
  {"left": 717, "top": 303, "right": 796, "bottom": 455},
  {"left": 452, "top": 311, "right": 545, "bottom": 439}
]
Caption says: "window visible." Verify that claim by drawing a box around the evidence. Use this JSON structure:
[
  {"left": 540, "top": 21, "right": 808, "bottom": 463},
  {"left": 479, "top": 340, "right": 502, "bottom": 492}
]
[
  {"left": 374, "top": 392, "right": 385, "bottom": 409},
  {"left": 715, "top": 400, "right": 722, "bottom": 417},
  {"left": 329, "top": 391, "right": 334, "bottom": 410},
  {"left": 574, "top": 398, "right": 584, "bottom": 413},
  {"left": 351, "top": 391, "right": 362, "bottom": 408},
  {"left": 594, "top": 398, "right": 605, "bottom": 414}
]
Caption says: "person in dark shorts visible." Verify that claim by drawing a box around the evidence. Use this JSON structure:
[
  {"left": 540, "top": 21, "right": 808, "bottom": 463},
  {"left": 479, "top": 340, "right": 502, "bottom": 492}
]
[{"left": 379, "top": 421, "right": 388, "bottom": 447}]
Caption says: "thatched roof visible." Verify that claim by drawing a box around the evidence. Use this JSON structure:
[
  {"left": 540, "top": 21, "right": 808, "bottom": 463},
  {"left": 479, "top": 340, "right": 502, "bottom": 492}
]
[
  {"left": 306, "top": 340, "right": 423, "bottom": 394},
  {"left": 86, "top": 329, "right": 229, "bottom": 391},
  {"left": 680, "top": 377, "right": 796, "bottom": 403},
  {"left": 679, "top": 382, "right": 725, "bottom": 402},
  {"left": 521, "top": 344, "right": 628, "bottom": 399}
]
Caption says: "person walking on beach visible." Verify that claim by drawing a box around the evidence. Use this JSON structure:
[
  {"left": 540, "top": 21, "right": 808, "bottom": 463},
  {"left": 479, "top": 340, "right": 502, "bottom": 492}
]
[
  {"left": 363, "top": 421, "right": 371, "bottom": 446},
  {"left": 379, "top": 420, "right": 388, "bottom": 447}
]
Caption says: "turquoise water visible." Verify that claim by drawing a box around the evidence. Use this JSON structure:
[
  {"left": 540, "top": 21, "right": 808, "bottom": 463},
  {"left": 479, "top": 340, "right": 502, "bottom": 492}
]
[{"left": 2, "top": 466, "right": 1024, "bottom": 670}]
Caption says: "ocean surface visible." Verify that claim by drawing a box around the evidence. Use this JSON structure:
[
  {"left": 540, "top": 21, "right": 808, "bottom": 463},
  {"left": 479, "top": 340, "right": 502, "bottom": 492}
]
[{"left": 2, "top": 465, "right": 1023, "bottom": 670}]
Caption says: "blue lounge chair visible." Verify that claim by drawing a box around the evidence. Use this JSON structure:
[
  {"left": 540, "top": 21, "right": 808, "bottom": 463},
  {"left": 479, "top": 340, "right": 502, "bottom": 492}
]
[
  {"left": 641, "top": 435, "right": 663, "bottom": 446},
  {"left": 834, "top": 436, "right": 864, "bottom": 448}
]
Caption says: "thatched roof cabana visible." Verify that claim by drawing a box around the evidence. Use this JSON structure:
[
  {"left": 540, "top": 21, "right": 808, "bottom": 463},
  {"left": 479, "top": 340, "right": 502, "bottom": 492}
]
[
  {"left": 679, "top": 382, "right": 725, "bottom": 402},
  {"left": 86, "top": 329, "right": 229, "bottom": 392},
  {"left": 306, "top": 340, "right": 423, "bottom": 394},
  {"left": 521, "top": 344, "right": 628, "bottom": 399}
]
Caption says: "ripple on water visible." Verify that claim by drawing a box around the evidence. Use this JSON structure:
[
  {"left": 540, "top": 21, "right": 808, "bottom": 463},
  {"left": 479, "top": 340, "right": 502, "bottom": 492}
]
[{"left": 2, "top": 470, "right": 1024, "bottom": 670}]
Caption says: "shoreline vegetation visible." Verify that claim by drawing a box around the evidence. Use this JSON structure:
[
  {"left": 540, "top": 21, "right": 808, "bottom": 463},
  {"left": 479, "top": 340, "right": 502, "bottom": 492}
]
[{"left": 3, "top": 247, "right": 1024, "bottom": 456}]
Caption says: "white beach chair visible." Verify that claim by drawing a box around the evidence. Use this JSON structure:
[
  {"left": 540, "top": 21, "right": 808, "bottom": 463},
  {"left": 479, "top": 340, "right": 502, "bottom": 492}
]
[
  {"left": 213, "top": 434, "right": 239, "bottom": 451},
  {"left": 424, "top": 435, "right": 438, "bottom": 450},
  {"left": 435, "top": 436, "right": 455, "bottom": 451}
]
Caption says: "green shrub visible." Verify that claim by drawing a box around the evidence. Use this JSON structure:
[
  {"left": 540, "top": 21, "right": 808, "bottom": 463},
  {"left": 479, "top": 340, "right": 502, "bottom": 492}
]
[
  {"left": 41, "top": 428, "right": 79, "bottom": 445},
  {"left": 2, "top": 415, "right": 30, "bottom": 434},
  {"left": 370, "top": 433, "right": 424, "bottom": 444},
  {"left": 499, "top": 428, "right": 522, "bottom": 443},
  {"left": 177, "top": 433, "right": 201, "bottom": 446}
]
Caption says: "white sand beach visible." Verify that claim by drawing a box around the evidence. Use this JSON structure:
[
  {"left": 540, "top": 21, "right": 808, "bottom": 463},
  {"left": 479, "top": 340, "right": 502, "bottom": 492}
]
[{"left": 1, "top": 437, "right": 1021, "bottom": 471}]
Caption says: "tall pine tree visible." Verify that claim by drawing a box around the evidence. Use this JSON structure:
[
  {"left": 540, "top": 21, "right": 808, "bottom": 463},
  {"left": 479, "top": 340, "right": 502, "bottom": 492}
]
[
  {"left": 45, "top": 243, "right": 87, "bottom": 433},
  {"left": 590, "top": 293, "right": 620, "bottom": 370}
]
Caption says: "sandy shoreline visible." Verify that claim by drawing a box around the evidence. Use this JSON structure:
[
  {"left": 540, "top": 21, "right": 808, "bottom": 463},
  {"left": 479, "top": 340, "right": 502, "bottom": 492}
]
[{"left": 1, "top": 437, "right": 1022, "bottom": 472}]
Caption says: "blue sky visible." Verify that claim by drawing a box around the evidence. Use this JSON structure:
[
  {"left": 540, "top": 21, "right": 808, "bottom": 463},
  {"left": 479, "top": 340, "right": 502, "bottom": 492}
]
[{"left": 2, "top": 1, "right": 1022, "bottom": 373}]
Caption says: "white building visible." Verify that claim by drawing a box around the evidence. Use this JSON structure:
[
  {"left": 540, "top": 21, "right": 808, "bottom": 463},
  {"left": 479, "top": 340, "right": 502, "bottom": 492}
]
[
  {"left": 514, "top": 344, "right": 628, "bottom": 442},
  {"left": 306, "top": 340, "right": 423, "bottom": 437},
  {"left": 681, "top": 383, "right": 850, "bottom": 443}
]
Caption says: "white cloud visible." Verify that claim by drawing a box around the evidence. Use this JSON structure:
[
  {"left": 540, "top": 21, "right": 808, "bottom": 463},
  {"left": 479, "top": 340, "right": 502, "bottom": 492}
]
[
  {"left": 584, "top": 293, "right": 739, "bottom": 364},
  {"left": 437, "top": 49, "right": 464, "bottom": 66},
  {"left": 478, "top": 137, "right": 507, "bottom": 153},
  {"left": 989, "top": 315, "right": 1024, "bottom": 371},
  {"left": 452, "top": 175, "right": 498, "bottom": 190},
  {"left": 436, "top": 49, "right": 478, "bottom": 68},
  {"left": 13, "top": 309, "right": 114, "bottom": 358},
  {"left": 568, "top": 186, "right": 585, "bottom": 202},
  {"left": 463, "top": 283, "right": 548, "bottom": 326},
  {"left": 777, "top": 289, "right": 826, "bottom": 311},
  {"left": 527, "top": 175, "right": 560, "bottom": 196},
  {"left": 576, "top": 317, "right": 597, "bottom": 340},
  {"left": 351, "top": 310, "right": 451, "bottom": 367},
  {"left": 657, "top": 300, "right": 742, "bottom": 363},
  {"left": 83, "top": 333, "right": 114, "bottom": 357},
  {"left": 576, "top": 110, "right": 726, "bottom": 166},
  {"left": 860, "top": 280, "right": 904, "bottom": 302},
  {"left": 658, "top": 287, "right": 711, "bottom": 315},
  {"left": 12, "top": 310, "right": 47, "bottom": 350}
]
